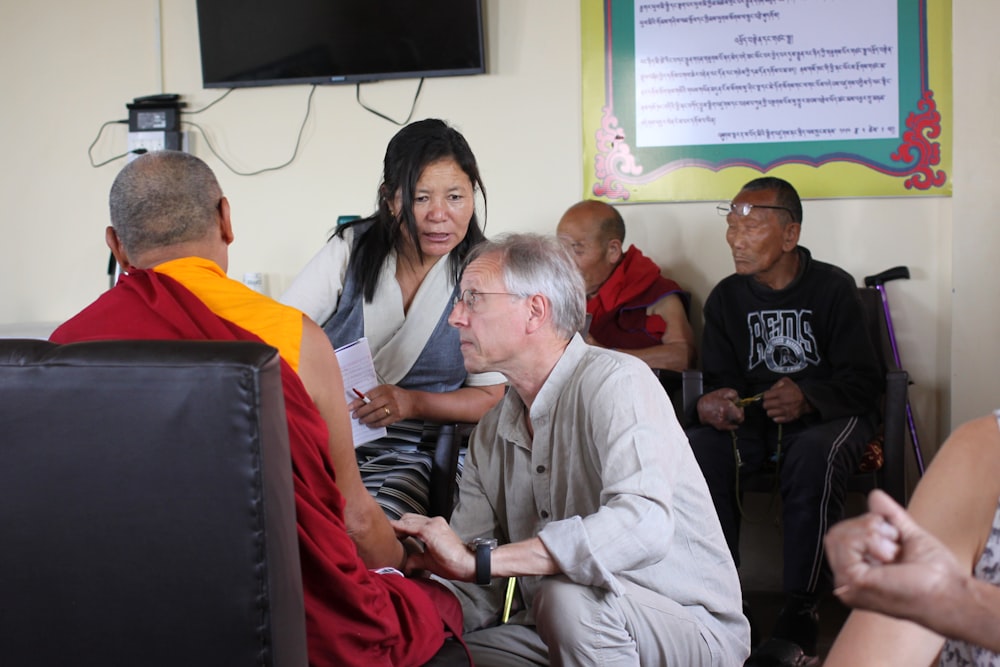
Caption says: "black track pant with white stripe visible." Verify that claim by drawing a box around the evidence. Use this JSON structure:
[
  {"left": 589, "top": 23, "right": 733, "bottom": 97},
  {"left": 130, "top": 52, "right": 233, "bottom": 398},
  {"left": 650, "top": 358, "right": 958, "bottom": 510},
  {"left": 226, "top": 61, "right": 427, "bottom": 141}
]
[{"left": 687, "top": 414, "right": 873, "bottom": 595}]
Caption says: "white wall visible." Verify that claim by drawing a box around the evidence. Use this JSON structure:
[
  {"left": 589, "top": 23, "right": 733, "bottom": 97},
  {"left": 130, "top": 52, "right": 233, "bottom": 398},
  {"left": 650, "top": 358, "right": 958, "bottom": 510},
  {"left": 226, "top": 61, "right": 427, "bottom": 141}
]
[
  {"left": 951, "top": 2, "right": 1000, "bottom": 431},
  {"left": 1, "top": 1, "right": 995, "bottom": 483}
]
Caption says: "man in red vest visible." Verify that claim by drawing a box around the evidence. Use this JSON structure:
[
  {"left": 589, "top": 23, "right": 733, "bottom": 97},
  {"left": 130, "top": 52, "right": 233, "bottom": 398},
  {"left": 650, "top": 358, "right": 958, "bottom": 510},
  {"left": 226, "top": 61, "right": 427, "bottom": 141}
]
[{"left": 556, "top": 199, "right": 695, "bottom": 374}]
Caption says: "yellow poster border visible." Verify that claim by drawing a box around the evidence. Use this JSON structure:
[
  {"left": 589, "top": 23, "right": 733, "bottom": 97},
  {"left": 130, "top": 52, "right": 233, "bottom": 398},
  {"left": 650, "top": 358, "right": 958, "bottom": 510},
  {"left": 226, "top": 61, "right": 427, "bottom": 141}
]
[{"left": 581, "top": 0, "right": 953, "bottom": 202}]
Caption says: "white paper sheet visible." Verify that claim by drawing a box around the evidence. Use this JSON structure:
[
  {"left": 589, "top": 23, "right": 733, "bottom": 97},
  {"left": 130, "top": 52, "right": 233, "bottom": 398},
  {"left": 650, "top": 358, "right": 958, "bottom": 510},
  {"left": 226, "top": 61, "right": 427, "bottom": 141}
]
[{"left": 334, "top": 337, "right": 387, "bottom": 447}]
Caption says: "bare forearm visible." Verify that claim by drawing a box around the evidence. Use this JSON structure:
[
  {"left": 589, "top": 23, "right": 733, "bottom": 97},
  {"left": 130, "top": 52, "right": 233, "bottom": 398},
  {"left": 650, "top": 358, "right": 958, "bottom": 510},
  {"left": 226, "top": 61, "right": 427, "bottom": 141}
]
[
  {"left": 823, "top": 609, "right": 945, "bottom": 666},
  {"left": 409, "top": 384, "right": 504, "bottom": 423},
  {"left": 491, "top": 537, "right": 560, "bottom": 579},
  {"left": 930, "top": 575, "right": 1000, "bottom": 653},
  {"left": 636, "top": 294, "right": 696, "bottom": 372},
  {"left": 297, "top": 320, "right": 405, "bottom": 569},
  {"left": 344, "top": 494, "right": 406, "bottom": 569},
  {"left": 619, "top": 341, "right": 696, "bottom": 373},
  {"left": 324, "top": 417, "right": 403, "bottom": 568},
  {"left": 392, "top": 516, "right": 559, "bottom": 583},
  {"left": 826, "top": 565, "right": 1000, "bottom": 663}
]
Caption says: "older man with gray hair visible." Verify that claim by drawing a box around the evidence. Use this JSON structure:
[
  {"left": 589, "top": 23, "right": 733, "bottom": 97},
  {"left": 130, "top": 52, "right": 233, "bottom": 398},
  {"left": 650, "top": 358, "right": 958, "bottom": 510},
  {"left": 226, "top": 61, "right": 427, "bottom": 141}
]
[{"left": 393, "top": 233, "right": 749, "bottom": 666}]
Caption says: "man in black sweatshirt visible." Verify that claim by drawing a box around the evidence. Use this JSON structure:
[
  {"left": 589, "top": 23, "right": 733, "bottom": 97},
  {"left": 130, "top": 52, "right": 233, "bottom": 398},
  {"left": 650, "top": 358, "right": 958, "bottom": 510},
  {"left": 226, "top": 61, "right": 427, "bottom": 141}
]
[{"left": 688, "top": 177, "right": 881, "bottom": 667}]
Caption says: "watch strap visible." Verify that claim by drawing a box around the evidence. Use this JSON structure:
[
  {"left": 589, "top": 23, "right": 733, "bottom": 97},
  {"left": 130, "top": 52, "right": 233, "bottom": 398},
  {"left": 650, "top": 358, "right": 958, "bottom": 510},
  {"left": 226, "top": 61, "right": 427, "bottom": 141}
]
[{"left": 475, "top": 542, "right": 492, "bottom": 585}]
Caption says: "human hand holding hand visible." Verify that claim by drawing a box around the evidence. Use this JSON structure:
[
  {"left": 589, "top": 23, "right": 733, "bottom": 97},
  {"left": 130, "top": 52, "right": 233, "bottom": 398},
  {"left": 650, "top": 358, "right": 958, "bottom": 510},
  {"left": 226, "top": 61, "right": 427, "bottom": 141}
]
[
  {"left": 390, "top": 513, "right": 476, "bottom": 581},
  {"left": 697, "top": 388, "right": 744, "bottom": 431},
  {"left": 762, "top": 377, "right": 812, "bottom": 423},
  {"left": 349, "top": 384, "right": 413, "bottom": 426},
  {"left": 825, "top": 489, "right": 965, "bottom": 625}
]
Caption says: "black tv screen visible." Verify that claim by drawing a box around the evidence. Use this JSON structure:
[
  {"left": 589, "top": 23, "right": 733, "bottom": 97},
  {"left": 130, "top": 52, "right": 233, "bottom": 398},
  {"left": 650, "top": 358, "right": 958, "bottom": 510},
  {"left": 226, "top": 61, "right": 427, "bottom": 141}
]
[{"left": 195, "top": 0, "right": 486, "bottom": 88}]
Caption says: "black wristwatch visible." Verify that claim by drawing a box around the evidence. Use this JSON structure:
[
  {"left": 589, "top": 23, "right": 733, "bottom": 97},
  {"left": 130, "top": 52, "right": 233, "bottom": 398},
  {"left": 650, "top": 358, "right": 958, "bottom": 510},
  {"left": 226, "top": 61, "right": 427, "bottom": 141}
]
[{"left": 471, "top": 537, "right": 498, "bottom": 586}]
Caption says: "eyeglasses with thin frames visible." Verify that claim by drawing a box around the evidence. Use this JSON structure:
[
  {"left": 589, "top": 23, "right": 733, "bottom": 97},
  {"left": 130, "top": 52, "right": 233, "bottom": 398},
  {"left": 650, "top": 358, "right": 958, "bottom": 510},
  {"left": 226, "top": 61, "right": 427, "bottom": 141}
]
[
  {"left": 453, "top": 289, "right": 523, "bottom": 313},
  {"left": 716, "top": 202, "right": 795, "bottom": 218}
]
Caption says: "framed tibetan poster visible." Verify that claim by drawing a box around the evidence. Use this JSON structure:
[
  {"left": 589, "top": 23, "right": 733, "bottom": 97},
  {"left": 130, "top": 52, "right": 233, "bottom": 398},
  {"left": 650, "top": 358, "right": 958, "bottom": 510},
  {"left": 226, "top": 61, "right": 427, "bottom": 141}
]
[{"left": 581, "top": 0, "right": 952, "bottom": 201}]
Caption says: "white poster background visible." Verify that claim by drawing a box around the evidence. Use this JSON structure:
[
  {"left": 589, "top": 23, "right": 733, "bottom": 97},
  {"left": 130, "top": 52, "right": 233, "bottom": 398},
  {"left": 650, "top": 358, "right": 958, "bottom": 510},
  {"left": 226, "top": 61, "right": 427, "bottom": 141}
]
[{"left": 634, "top": 0, "right": 899, "bottom": 147}]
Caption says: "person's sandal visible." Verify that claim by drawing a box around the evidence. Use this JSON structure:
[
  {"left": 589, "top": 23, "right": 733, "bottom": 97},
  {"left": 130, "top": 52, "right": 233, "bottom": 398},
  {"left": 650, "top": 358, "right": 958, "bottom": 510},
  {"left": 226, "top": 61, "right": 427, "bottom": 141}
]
[{"left": 743, "top": 638, "right": 820, "bottom": 667}]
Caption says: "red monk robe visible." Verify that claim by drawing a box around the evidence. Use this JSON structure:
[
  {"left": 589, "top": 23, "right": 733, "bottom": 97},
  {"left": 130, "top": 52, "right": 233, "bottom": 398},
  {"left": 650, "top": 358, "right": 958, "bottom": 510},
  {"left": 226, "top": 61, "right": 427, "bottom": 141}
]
[
  {"left": 51, "top": 269, "right": 459, "bottom": 667},
  {"left": 587, "top": 245, "right": 688, "bottom": 350}
]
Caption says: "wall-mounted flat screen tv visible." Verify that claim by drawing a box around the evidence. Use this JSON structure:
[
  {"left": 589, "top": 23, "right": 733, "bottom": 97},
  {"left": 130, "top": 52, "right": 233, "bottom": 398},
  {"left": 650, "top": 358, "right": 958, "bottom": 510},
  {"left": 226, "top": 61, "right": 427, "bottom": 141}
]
[{"left": 195, "top": 0, "right": 486, "bottom": 88}]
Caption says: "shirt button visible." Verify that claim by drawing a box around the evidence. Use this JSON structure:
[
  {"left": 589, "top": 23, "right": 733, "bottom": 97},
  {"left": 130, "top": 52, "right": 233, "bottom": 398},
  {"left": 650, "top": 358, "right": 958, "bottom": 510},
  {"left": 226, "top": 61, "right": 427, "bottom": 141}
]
[
  {"left": 536, "top": 465, "right": 545, "bottom": 473},
  {"left": 540, "top": 510, "right": 549, "bottom": 519}
]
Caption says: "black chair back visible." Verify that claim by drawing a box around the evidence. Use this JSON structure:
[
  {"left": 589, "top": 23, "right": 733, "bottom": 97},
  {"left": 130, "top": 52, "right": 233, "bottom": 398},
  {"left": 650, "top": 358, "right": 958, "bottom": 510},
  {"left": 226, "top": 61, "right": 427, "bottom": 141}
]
[{"left": 0, "top": 340, "right": 307, "bottom": 667}]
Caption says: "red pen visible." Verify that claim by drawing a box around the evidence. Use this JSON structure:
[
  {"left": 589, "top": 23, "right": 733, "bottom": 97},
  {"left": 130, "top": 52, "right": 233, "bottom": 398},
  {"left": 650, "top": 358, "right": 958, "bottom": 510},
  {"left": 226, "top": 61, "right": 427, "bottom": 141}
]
[{"left": 351, "top": 387, "right": 372, "bottom": 404}]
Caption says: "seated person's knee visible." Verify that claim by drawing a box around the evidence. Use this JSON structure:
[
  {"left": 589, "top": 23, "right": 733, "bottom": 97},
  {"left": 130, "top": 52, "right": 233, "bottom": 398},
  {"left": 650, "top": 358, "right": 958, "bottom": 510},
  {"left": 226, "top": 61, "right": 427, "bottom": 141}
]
[{"left": 534, "top": 576, "right": 621, "bottom": 650}]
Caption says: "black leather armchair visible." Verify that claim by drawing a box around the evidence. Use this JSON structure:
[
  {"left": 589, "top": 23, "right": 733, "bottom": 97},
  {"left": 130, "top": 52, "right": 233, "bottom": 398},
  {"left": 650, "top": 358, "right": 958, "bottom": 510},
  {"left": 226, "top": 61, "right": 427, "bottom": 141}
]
[
  {"left": 0, "top": 339, "right": 469, "bottom": 666},
  {"left": 0, "top": 339, "right": 307, "bottom": 666}
]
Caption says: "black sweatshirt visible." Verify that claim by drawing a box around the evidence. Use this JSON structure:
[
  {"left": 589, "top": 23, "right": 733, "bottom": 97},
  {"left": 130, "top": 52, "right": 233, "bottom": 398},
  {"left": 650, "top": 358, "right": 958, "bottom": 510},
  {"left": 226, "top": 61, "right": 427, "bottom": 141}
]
[{"left": 701, "top": 247, "right": 881, "bottom": 424}]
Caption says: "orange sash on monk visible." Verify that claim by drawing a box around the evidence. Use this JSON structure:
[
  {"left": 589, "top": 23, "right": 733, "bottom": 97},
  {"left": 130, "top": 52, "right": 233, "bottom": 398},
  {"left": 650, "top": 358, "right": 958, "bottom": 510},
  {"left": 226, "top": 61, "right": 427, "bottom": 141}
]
[{"left": 154, "top": 257, "right": 305, "bottom": 373}]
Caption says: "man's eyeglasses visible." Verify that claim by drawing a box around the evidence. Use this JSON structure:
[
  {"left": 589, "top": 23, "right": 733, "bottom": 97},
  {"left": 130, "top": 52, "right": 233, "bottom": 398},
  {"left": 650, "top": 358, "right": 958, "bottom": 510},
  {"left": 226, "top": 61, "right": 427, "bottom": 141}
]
[
  {"left": 453, "top": 289, "right": 523, "bottom": 312},
  {"left": 716, "top": 202, "right": 795, "bottom": 218}
]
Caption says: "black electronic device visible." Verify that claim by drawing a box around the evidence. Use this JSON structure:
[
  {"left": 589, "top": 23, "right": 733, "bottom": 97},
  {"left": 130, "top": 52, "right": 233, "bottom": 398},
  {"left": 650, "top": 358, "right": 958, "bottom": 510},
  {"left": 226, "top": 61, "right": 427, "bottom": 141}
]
[
  {"left": 194, "top": 0, "right": 486, "bottom": 88},
  {"left": 126, "top": 94, "right": 185, "bottom": 133}
]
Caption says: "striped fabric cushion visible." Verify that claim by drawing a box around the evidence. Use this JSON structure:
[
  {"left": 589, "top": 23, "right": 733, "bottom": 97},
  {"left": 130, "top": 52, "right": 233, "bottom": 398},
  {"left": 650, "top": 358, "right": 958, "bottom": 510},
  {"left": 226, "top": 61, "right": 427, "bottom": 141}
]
[
  {"left": 355, "top": 421, "right": 466, "bottom": 520},
  {"left": 358, "top": 448, "right": 434, "bottom": 520}
]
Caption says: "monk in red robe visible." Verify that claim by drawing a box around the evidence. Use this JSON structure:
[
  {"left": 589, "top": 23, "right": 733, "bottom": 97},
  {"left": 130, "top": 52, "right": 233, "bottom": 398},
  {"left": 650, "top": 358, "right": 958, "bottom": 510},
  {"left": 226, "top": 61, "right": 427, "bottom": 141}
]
[
  {"left": 557, "top": 200, "right": 696, "bottom": 372},
  {"left": 51, "top": 150, "right": 461, "bottom": 667}
]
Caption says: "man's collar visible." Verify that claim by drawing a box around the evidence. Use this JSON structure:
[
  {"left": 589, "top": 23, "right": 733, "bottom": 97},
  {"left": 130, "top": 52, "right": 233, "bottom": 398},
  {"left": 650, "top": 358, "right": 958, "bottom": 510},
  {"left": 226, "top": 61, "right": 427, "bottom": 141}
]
[{"left": 527, "top": 335, "right": 585, "bottom": 413}]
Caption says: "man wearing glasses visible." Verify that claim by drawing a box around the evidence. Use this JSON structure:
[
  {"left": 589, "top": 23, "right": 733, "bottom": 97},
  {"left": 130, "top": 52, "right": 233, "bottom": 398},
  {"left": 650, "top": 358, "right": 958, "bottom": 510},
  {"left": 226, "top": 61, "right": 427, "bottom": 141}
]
[
  {"left": 688, "top": 177, "right": 882, "bottom": 666},
  {"left": 393, "top": 233, "right": 750, "bottom": 666}
]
